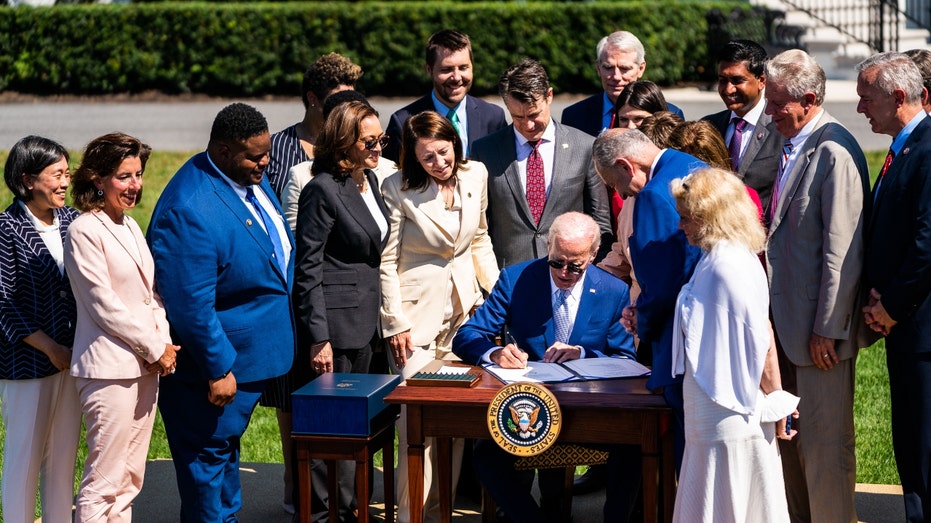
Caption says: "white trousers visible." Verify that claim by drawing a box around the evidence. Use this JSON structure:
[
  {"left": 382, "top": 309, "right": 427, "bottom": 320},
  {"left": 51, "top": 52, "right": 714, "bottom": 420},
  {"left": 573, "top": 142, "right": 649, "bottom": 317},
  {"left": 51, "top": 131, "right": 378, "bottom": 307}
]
[
  {"left": 74, "top": 374, "right": 158, "bottom": 523},
  {"left": 391, "top": 337, "right": 464, "bottom": 523},
  {"left": 0, "top": 371, "right": 82, "bottom": 523}
]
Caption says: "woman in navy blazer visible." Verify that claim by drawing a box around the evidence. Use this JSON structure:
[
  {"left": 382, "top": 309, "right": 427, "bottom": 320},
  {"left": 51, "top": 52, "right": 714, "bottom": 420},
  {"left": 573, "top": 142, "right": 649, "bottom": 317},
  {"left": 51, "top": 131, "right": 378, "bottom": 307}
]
[
  {"left": 292, "top": 100, "right": 390, "bottom": 521},
  {"left": 0, "top": 136, "right": 82, "bottom": 523},
  {"left": 65, "top": 133, "right": 179, "bottom": 523}
]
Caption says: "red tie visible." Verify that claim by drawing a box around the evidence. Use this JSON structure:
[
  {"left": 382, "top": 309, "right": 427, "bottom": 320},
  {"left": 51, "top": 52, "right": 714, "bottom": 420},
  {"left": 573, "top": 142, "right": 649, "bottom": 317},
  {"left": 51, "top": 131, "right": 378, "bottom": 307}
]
[
  {"left": 879, "top": 149, "right": 895, "bottom": 179},
  {"left": 526, "top": 140, "right": 546, "bottom": 224}
]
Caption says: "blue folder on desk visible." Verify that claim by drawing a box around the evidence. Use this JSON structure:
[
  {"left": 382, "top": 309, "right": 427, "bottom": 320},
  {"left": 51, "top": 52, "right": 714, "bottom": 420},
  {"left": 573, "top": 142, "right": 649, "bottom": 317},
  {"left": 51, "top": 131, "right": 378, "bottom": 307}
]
[{"left": 292, "top": 373, "right": 401, "bottom": 436}]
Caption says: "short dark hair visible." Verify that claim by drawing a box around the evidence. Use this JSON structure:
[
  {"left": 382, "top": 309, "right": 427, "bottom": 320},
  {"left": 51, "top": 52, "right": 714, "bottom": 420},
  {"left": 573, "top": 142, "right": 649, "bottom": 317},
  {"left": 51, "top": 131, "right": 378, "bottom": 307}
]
[
  {"left": 614, "top": 81, "right": 668, "bottom": 114},
  {"left": 301, "top": 53, "right": 363, "bottom": 109},
  {"left": 322, "top": 90, "right": 372, "bottom": 120},
  {"left": 426, "top": 29, "right": 472, "bottom": 68},
  {"left": 716, "top": 39, "right": 768, "bottom": 78},
  {"left": 3, "top": 135, "right": 69, "bottom": 202},
  {"left": 71, "top": 133, "right": 151, "bottom": 212},
  {"left": 399, "top": 111, "right": 465, "bottom": 192},
  {"left": 498, "top": 58, "right": 550, "bottom": 103},
  {"left": 209, "top": 103, "right": 268, "bottom": 145}
]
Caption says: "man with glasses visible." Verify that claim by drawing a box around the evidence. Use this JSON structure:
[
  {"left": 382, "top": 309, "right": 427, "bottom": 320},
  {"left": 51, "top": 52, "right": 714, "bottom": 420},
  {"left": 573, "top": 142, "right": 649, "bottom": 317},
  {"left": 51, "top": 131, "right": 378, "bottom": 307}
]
[
  {"left": 453, "top": 212, "right": 638, "bottom": 523},
  {"left": 592, "top": 128, "right": 705, "bottom": 475},
  {"left": 561, "top": 30, "right": 683, "bottom": 138}
]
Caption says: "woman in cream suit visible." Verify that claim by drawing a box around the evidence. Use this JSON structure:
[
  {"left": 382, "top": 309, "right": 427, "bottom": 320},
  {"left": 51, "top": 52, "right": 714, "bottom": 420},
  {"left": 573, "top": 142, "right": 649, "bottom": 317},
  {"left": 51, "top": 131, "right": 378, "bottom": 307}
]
[
  {"left": 380, "top": 111, "right": 499, "bottom": 523},
  {"left": 65, "top": 133, "right": 179, "bottom": 523}
]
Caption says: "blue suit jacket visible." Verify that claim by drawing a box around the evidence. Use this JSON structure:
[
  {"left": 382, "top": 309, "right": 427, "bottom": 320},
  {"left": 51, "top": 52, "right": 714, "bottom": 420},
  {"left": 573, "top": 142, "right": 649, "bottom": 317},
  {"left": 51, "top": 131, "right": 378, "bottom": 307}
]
[
  {"left": 383, "top": 93, "right": 508, "bottom": 162},
  {"left": 453, "top": 258, "right": 635, "bottom": 365},
  {"left": 148, "top": 152, "right": 295, "bottom": 384},
  {"left": 0, "top": 203, "right": 79, "bottom": 379},
  {"left": 560, "top": 93, "right": 684, "bottom": 137},
  {"left": 629, "top": 150, "right": 705, "bottom": 388}
]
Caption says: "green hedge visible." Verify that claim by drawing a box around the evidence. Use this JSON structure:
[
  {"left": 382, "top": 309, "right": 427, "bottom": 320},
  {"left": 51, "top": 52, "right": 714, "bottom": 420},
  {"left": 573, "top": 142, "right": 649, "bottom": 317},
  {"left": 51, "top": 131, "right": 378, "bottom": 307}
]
[{"left": 0, "top": 1, "right": 764, "bottom": 97}]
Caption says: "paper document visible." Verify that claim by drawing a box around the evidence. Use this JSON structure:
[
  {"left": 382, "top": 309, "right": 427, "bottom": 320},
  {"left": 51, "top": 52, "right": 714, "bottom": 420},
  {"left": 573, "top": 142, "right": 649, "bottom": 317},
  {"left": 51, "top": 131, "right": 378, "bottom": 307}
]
[{"left": 484, "top": 357, "right": 651, "bottom": 384}]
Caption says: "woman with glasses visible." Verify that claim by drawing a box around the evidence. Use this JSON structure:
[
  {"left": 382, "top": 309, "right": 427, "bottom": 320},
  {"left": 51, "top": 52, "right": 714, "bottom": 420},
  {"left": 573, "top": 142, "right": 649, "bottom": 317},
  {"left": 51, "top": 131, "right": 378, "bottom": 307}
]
[
  {"left": 0, "top": 136, "right": 82, "bottom": 523},
  {"left": 379, "top": 111, "right": 499, "bottom": 523},
  {"left": 292, "top": 100, "right": 390, "bottom": 522}
]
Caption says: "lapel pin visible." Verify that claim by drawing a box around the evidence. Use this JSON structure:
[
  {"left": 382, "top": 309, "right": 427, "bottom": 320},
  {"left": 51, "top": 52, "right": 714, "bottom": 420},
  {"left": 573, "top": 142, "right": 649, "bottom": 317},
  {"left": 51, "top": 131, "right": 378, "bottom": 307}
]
[
  {"left": 246, "top": 219, "right": 253, "bottom": 226},
  {"left": 562, "top": 143, "right": 569, "bottom": 149},
  {"left": 757, "top": 131, "right": 764, "bottom": 140},
  {"left": 904, "top": 147, "right": 911, "bottom": 155},
  {"left": 589, "top": 288, "right": 596, "bottom": 293}
]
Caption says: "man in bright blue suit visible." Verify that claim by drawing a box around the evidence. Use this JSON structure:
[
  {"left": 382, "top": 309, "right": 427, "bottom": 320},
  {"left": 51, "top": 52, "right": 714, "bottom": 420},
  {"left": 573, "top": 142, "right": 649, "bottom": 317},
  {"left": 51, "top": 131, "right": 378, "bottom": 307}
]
[
  {"left": 592, "top": 128, "right": 705, "bottom": 473},
  {"left": 148, "top": 103, "right": 295, "bottom": 522},
  {"left": 453, "top": 212, "right": 637, "bottom": 523}
]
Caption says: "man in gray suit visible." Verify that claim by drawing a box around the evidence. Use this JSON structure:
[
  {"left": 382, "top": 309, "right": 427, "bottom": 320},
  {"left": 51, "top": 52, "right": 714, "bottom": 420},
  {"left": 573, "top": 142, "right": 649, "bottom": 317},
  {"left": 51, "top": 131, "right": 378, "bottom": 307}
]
[
  {"left": 764, "top": 49, "right": 870, "bottom": 523},
  {"left": 701, "top": 39, "right": 782, "bottom": 214},
  {"left": 471, "top": 58, "right": 612, "bottom": 267}
]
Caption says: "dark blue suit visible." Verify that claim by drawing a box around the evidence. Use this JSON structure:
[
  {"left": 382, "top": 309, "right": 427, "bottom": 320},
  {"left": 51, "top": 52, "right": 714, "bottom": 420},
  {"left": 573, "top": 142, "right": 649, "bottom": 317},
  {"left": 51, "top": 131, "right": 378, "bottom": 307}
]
[
  {"left": 0, "top": 203, "right": 78, "bottom": 379},
  {"left": 865, "top": 116, "right": 931, "bottom": 521},
  {"left": 453, "top": 258, "right": 635, "bottom": 363},
  {"left": 453, "top": 258, "right": 637, "bottom": 523},
  {"left": 383, "top": 93, "right": 507, "bottom": 162},
  {"left": 148, "top": 152, "right": 295, "bottom": 522},
  {"left": 560, "top": 93, "right": 684, "bottom": 137}
]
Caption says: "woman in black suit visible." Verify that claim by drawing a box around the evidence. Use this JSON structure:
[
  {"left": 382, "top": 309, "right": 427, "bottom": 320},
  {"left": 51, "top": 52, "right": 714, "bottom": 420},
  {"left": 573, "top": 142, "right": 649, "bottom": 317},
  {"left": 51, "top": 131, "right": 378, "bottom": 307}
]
[
  {"left": 292, "top": 100, "right": 389, "bottom": 522},
  {"left": 0, "top": 136, "right": 82, "bottom": 523}
]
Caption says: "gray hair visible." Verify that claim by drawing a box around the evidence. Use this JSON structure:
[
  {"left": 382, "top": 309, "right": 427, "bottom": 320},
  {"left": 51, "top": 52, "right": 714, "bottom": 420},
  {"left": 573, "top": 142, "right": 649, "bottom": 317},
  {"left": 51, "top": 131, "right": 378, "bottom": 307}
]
[
  {"left": 765, "top": 49, "right": 826, "bottom": 105},
  {"left": 547, "top": 212, "right": 601, "bottom": 255},
  {"left": 596, "top": 31, "right": 645, "bottom": 64},
  {"left": 592, "top": 128, "right": 653, "bottom": 171},
  {"left": 857, "top": 52, "right": 924, "bottom": 104}
]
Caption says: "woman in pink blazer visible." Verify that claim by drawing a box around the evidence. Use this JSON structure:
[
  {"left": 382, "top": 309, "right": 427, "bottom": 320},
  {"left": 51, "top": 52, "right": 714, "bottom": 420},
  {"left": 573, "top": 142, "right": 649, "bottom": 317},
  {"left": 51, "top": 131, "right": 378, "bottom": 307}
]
[{"left": 64, "top": 133, "right": 179, "bottom": 523}]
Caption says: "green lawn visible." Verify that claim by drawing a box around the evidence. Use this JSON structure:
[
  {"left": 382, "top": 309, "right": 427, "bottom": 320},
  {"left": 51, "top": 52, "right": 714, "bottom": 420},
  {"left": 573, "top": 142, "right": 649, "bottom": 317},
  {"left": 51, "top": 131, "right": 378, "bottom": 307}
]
[{"left": 0, "top": 148, "right": 901, "bottom": 520}]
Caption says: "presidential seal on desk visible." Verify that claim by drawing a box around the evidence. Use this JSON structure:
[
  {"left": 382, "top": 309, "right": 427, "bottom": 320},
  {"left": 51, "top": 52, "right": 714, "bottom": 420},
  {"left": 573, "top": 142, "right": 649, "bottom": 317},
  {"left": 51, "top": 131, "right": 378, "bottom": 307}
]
[{"left": 487, "top": 382, "right": 562, "bottom": 456}]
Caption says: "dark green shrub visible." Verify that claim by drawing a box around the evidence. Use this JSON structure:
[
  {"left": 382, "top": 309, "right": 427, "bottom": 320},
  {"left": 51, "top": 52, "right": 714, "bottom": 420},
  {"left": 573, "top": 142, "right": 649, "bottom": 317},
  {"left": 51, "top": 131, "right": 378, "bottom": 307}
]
[{"left": 0, "top": 1, "right": 764, "bottom": 96}]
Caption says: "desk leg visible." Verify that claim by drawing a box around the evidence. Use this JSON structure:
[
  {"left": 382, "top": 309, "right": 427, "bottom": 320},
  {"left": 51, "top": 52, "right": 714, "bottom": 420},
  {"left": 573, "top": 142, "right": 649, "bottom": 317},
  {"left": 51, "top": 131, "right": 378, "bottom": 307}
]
[
  {"left": 384, "top": 438, "right": 395, "bottom": 523},
  {"left": 357, "top": 458, "right": 370, "bottom": 523},
  {"left": 641, "top": 417, "right": 660, "bottom": 523},
  {"left": 437, "top": 437, "right": 452, "bottom": 523},
  {"left": 298, "top": 449, "right": 312, "bottom": 523},
  {"left": 406, "top": 405, "right": 426, "bottom": 523}
]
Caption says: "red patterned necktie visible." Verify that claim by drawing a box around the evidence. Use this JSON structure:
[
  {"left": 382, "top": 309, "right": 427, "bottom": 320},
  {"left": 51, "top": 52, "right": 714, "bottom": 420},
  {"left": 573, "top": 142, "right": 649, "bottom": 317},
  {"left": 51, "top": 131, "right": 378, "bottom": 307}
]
[
  {"left": 526, "top": 140, "right": 546, "bottom": 224},
  {"left": 879, "top": 148, "right": 894, "bottom": 179}
]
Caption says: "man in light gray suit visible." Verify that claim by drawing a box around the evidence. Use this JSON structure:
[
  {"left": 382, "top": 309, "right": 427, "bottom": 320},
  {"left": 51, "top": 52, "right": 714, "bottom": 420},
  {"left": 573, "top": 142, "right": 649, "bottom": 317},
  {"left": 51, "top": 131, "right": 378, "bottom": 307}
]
[
  {"left": 764, "top": 49, "right": 870, "bottom": 523},
  {"left": 472, "top": 58, "right": 612, "bottom": 267}
]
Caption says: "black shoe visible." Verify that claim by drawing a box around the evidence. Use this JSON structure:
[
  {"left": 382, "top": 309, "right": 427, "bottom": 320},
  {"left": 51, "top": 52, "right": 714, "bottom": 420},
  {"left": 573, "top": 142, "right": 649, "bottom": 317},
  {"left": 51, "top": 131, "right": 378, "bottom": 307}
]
[{"left": 572, "top": 464, "right": 607, "bottom": 495}]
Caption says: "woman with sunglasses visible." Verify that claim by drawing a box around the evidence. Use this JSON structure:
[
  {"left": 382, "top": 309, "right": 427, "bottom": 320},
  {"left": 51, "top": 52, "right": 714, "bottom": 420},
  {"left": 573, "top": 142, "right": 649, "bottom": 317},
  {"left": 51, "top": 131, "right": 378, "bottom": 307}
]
[
  {"left": 379, "top": 111, "right": 499, "bottom": 523},
  {"left": 292, "top": 100, "right": 390, "bottom": 522}
]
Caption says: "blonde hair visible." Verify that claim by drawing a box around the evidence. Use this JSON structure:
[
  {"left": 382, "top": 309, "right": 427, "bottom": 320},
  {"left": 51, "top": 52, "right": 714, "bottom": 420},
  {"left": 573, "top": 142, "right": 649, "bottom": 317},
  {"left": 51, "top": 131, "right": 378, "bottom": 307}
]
[{"left": 670, "top": 167, "right": 765, "bottom": 252}]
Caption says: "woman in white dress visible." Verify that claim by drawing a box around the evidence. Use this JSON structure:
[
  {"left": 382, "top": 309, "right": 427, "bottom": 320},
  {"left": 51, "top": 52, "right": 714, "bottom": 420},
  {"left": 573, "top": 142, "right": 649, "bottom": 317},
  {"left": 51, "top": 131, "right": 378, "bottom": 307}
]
[{"left": 669, "top": 167, "right": 798, "bottom": 523}]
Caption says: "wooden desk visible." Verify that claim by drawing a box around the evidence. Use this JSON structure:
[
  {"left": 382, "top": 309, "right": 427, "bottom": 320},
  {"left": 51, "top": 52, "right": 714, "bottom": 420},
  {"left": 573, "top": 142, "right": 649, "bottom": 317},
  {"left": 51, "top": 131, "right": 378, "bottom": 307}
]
[{"left": 385, "top": 365, "right": 674, "bottom": 523}]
